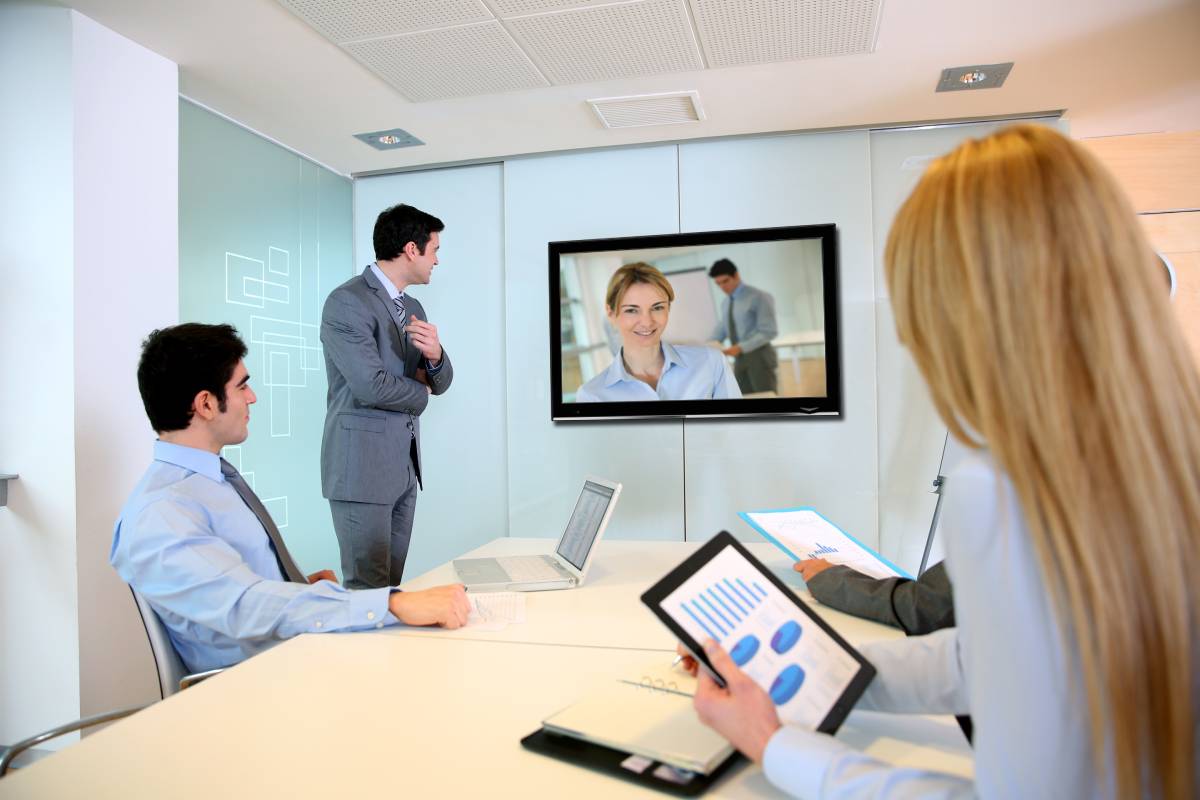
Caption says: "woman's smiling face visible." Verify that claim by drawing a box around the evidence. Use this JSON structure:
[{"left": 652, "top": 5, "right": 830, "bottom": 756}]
[{"left": 609, "top": 281, "right": 670, "bottom": 352}]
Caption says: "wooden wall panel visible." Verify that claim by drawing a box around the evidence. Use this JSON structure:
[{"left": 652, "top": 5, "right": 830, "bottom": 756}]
[
  {"left": 1082, "top": 131, "right": 1200, "bottom": 213},
  {"left": 1141, "top": 212, "right": 1200, "bottom": 363}
]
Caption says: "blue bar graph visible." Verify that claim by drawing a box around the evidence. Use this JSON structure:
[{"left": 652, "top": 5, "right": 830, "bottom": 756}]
[
  {"left": 683, "top": 578, "right": 767, "bottom": 641},
  {"left": 807, "top": 542, "right": 838, "bottom": 558}
]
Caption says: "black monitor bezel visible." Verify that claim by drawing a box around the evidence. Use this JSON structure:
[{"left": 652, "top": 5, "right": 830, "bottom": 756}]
[{"left": 549, "top": 223, "right": 842, "bottom": 421}]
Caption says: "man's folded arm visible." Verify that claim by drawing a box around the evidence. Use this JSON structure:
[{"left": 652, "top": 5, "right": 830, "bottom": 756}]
[{"left": 320, "top": 295, "right": 430, "bottom": 414}]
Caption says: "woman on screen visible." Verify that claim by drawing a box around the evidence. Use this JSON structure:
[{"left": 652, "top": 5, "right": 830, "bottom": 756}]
[
  {"left": 575, "top": 263, "right": 741, "bottom": 402},
  {"left": 684, "top": 125, "right": 1199, "bottom": 797}
]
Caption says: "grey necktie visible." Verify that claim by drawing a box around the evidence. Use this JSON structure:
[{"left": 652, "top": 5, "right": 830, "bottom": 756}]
[
  {"left": 219, "top": 458, "right": 306, "bottom": 583},
  {"left": 728, "top": 295, "right": 739, "bottom": 345},
  {"left": 393, "top": 294, "right": 406, "bottom": 330}
]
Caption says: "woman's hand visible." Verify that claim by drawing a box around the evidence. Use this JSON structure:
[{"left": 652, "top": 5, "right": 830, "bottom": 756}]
[{"left": 692, "top": 639, "right": 782, "bottom": 764}]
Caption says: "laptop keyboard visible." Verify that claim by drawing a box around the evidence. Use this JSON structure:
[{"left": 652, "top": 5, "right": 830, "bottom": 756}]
[{"left": 497, "top": 555, "right": 566, "bottom": 582}]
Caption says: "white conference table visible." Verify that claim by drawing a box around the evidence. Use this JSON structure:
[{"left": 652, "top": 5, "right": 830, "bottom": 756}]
[{"left": 2, "top": 539, "right": 973, "bottom": 798}]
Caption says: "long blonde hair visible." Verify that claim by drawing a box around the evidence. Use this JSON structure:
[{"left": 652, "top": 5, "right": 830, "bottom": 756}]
[{"left": 885, "top": 124, "right": 1199, "bottom": 797}]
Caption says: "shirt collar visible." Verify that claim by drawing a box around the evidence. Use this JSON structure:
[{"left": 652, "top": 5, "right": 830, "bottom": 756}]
[
  {"left": 154, "top": 440, "right": 224, "bottom": 483},
  {"left": 604, "top": 342, "right": 682, "bottom": 387},
  {"left": 369, "top": 262, "right": 404, "bottom": 302},
  {"left": 731, "top": 282, "right": 747, "bottom": 299}
]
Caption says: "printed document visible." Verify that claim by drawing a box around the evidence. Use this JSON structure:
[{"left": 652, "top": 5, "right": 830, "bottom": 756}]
[{"left": 739, "top": 507, "right": 911, "bottom": 580}]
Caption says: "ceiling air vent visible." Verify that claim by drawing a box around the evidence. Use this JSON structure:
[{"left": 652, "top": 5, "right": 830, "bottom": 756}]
[{"left": 587, "top": 91, "right": 705, "bottom": 129}]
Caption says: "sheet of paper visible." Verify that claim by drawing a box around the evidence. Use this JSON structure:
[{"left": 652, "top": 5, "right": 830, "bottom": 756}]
[
  {"left": 617, "top": 656, "right": 698, "bottom": 698},
  {"left": 740, "top": 507, "right": 910, "bottom": 580},
  {"left": 466, "top": 591, "right": 526, "bottom": 631}
]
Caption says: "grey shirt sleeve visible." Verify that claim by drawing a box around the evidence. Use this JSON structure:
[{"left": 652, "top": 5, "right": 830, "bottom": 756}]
[{"left": 805, "top": 561, "right": 955, "bottom": 636}]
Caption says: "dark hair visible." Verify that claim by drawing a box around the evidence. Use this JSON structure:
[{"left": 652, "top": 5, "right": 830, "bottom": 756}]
[
  {"left": 137, "top": 323, "right": 248, "bottom": 433},
  {"left": 708, "top": 258, "right": 738, "bottom": 278},
  {"left": 373, "top": 204, "right": 444, "bottom": 262}
]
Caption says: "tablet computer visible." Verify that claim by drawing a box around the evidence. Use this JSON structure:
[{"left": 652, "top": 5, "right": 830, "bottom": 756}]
[{"left": 641, "top": 531, "right": 876, "bottom": 734}]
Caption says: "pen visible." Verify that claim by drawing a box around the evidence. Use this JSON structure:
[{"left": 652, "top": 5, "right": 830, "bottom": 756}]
[{"left": 671, "top": 654, "right": 685, "bottom": 668}]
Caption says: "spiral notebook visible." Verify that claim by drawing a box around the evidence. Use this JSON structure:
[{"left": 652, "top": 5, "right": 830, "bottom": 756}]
[{"left": 539, "top": 661, "right": 733, "bottom": 775}]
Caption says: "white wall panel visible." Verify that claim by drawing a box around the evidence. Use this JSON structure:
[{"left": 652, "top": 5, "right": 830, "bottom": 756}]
[
  {"left": 504, "top": 146, "right": 686, "bottom": 541},
  {"left": 72, "top": 9, "right": 177, "bottom": 721},
  {"left": 0, "top": 4, "right": 81, "bottom": 749},
  {"left": 354, "top": 164, "right": 507, "bottom": 576},
  {"left": 678, "top": 132, "right": 880, "bottom": 546}
]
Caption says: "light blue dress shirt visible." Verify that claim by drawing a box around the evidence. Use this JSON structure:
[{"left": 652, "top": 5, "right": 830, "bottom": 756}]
[
  {"left": 574, "top": 342, "right": 741, "bottom": 402},
  {"left": 711, "top": 283, "right": 778, "bottom": 354},
  {"left": 760, "top": 448, "right": 1122, "bottom": 798},
  {"left": 369, "top": 262, "right": 443, "bottom": 375},
  {"left": 111, "top": 441, "right": 397, "bottom": 673}
]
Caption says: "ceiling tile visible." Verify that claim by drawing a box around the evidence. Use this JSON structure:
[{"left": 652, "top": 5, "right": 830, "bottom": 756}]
[
  {"left": 343, "top": 21, "right": 549, "bottom": 101},
  {"left": 690, "top": 0, "right": 882, "bottom": 68},
  {"left": 506, "top": 0, "right": 702, "bottom": 85},
  {"left": 278, "top": 0, "right": 492, "bottom": 43}
]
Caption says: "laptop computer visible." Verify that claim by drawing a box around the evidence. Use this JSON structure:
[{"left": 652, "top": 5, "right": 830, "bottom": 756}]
[{"left": 453, "top": 477, "right": 622, "bottom": 592}]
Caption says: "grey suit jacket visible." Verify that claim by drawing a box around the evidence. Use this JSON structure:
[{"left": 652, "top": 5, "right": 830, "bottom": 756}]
[
  {"left": 319, "top": 266, "right": 453, "bottom": 503},
  {"left": 805, "top": 561, "right": 954, "bottom": 636}
]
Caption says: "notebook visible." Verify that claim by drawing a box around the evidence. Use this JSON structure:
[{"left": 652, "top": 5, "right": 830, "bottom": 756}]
[
  {"left": 540, "top": 659, "right": 734, "bottom": 775},
  {"left": 453, "top": 477, "right": 622, "bottom": 591}
]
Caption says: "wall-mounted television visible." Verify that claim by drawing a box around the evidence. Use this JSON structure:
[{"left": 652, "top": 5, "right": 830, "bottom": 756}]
[{"left": 550, "top": 224, "right": 841, "bottom": 421}]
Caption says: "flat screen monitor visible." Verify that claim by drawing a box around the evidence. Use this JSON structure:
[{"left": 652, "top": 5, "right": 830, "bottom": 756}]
[{"left": 550, "top": 224, "right": 841, "bottom": 421}]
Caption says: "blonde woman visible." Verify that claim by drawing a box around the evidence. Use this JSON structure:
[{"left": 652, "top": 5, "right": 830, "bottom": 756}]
[
  {"left": 576, "top": 262, "right": 741, "bottom": 402},
  {"left": 685, "top": 125, "right": 1198, "bottom": 797}
]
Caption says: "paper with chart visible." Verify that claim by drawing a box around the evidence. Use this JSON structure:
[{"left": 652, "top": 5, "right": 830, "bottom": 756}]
[
  {"left": 660, "top": 544, "right": 861, "bottom": 730},
  {"left": 739, "top": 507, "right": 911, "bottom": 580},
  {"left": 467, "top": 592, "right": 526, "bottom": 631}
]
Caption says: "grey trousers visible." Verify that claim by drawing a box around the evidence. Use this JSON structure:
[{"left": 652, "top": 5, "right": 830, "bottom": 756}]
[
  {"left": 328, "top": 460, "right": 419, "bottom": 589},
  {"left": 733, "top": 345, "right": 778, "bottom": 394}
]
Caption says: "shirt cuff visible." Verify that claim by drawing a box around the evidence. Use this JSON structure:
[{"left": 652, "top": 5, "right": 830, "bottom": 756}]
[
  {"left": 762, "top": 725, "right": 846, "bottom": 799},
  {"left": 347, "top": 586, "right": 397, "bottom": 630},
  {"left": 426, "top": 355, "right": 444, "bottom": 374}
]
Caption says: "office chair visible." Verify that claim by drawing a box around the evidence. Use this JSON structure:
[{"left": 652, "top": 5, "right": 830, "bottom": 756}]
[{"left": 130, "top": 587, "right": 223, "bottom": 699}]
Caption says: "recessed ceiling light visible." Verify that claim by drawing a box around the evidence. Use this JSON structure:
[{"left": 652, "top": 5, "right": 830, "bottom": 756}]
[
  {"left": 353, "top": 127, "right": 424, "bottom": 150},
  {"left": 936, "top": 62, "right": 1014, "bottom": 92}
]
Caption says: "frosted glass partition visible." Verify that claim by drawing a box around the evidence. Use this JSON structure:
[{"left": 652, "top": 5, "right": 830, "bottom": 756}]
[
  {"left": 869, "top": 119, "right": 1064, "bottom": 572},
  {"left": 504, "top": 146, "right": 687, "bottom": 541},
  {"left": 353, "top": 164, "right": 506, "bottom": 577},
  {"left": 678, "top": 131, "right": 880, "bottom": 546},
  {"left": 179, "top": 100, "right": 353, "bottom": 577}
]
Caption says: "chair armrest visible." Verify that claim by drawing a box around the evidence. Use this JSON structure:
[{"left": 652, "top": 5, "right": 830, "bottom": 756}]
[
  {"left": 178, "top": 668, "right": 224, "bottom": 692},
  {"left": 0, "top": 704, "right": 148, "bottom": 776}
]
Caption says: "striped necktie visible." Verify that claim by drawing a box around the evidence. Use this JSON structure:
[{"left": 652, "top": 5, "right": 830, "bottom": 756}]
[
  {"left": 219, "top": 458, "right": 307, "bottom": 583},
  {"left": 394, "top": 294, "right": 406, "bottom": 330}
]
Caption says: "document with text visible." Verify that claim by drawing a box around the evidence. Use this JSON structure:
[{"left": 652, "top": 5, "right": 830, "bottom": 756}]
[{"left": 739, "top": 507, "right": 912, "bottom": 580}]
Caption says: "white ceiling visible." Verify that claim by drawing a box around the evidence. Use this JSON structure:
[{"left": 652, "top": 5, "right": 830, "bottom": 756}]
[{"left": 58, "top": 0, "right": 1200, "bottom": 177}]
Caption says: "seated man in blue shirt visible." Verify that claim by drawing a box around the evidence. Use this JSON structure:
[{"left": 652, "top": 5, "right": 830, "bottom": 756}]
[{"left": 111, "top": 323, "right": 469, "bottom": 673}]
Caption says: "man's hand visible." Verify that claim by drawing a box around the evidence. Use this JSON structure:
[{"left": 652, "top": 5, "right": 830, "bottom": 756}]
[
  {"left": 307, "top": 569, "right": 338, "bottom": 585},
  {"left": 793, "top": 558, "right": 835, "bottom": 582},
  {"left": 693, "top": 639, "right": 782, "bottom": 764},
  {"left": 722, "top": 344, "right": 743, "bottom": 357},
  {"left": 407, "top": 314, "right": 443, "bottom": 365},
  {"left": 388, "top": 584, "right": 469, "bottom": 629}
]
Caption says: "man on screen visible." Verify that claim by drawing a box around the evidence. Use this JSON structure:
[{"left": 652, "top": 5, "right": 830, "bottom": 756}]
[{"left": 709, "top": 259, "right": 779, "bottom": 395}]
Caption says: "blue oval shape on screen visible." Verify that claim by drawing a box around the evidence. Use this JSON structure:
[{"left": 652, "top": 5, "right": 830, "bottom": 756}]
[
  {"left": 771, "top": 620, "right": 802, "bottom": 654},
  {"left": 729, "top": 635, "right": 760, "bottom": 666},
  {"left": 770, "top": 664, "right": 806, "bottom": 705}
]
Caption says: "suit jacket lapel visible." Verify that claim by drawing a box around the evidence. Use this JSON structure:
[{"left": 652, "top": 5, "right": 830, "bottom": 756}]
[{"left": 362, "top": 266, "right": 408, "bottom": 357}]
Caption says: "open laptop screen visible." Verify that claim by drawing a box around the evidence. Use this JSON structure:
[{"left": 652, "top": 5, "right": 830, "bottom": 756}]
[{"left": 557, "top": 481, "right": 616, "bottom": 570}]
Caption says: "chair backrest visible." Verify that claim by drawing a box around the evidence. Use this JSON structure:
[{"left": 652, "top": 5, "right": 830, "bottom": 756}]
[{"left": 130, "top": 587, "right": 188, "bottom": 700}]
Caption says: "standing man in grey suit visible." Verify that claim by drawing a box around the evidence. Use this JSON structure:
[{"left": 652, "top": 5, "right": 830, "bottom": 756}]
[
  {"left": 709, "top": 258, "right": 779, "bottom": 395},
  {"left": 321, "top": 204, "right": 453, "bottom": 589}
]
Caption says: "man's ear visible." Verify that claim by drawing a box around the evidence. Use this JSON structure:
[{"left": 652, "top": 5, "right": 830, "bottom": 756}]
[
  {"left": 403, "top": 240, "right": 420, "bottom": 259},
  {"left": 192, "top": 389, "right": 218, "bottom": 422}
]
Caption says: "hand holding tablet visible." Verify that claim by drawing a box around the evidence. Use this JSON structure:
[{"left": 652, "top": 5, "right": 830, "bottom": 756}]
[{"left": 642, "top": 532, "right": 875, "bottom": 741}]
